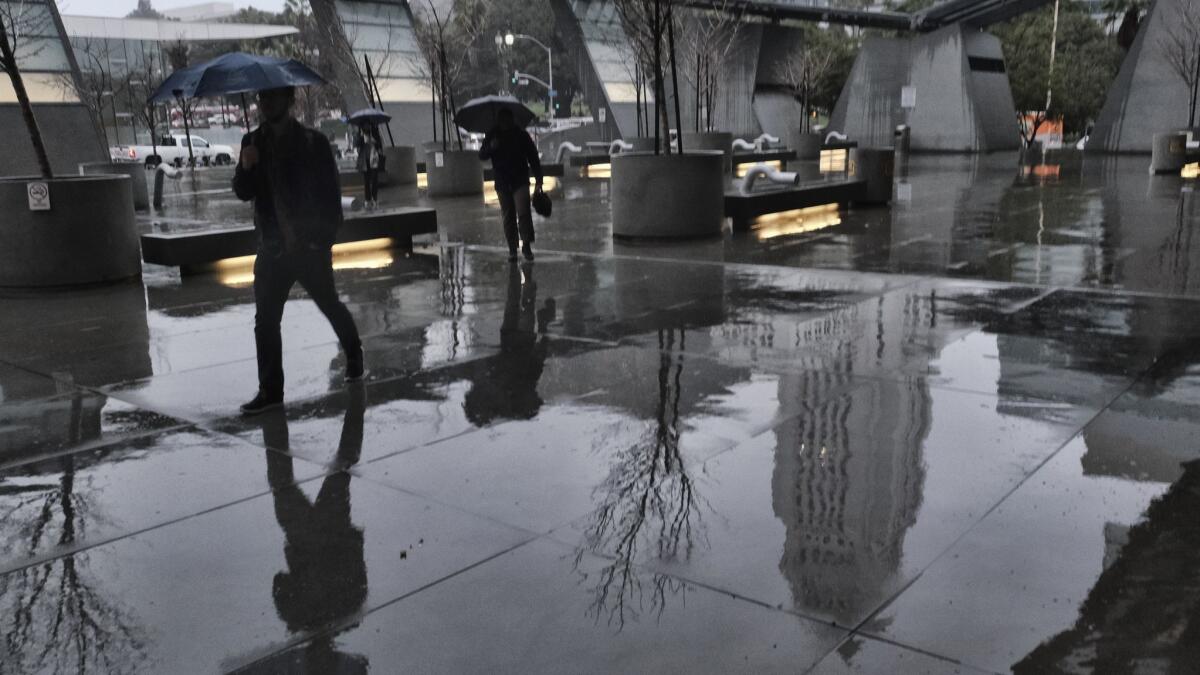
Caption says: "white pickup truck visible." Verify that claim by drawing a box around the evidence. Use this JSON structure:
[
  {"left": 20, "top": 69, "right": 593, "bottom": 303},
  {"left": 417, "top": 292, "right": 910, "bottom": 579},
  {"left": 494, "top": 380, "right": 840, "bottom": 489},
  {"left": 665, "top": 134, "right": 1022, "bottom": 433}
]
[{"left": 111, "top": 134, "right": 237, "bottom": 168}]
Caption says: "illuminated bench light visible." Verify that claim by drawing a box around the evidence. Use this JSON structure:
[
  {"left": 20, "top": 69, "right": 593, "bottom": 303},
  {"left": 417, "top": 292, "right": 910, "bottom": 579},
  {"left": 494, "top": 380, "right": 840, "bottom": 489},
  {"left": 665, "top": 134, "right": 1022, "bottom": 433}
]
[
  {"left": 214, "top": 238, "right": 397, "bottom": 286},
  {"left": 752, "top": 204, "right": 841, "bottom": 241},
  {"left": 735, "top": 160, "right": 782, "bottom": 178},
  {"left": 819, "top": 149, "right": 847, "bottom": 173}
]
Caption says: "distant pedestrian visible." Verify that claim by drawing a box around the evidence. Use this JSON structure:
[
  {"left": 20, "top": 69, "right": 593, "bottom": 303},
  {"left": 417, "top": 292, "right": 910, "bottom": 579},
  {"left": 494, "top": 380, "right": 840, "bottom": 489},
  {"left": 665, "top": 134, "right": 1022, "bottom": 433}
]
[
  {"left": 355, "top": 124, "right": 382, "bottom": 209},
  {"left": 479, "top": 108, "right": 543, "bottom": 262},
  {"left": 233, "top": 86, "right": 364, "bottom": 416}
]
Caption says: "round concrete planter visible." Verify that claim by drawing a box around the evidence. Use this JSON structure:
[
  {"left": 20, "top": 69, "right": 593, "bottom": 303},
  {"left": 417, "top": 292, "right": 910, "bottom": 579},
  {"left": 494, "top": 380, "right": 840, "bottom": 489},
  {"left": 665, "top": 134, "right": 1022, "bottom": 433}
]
[
  {"left": 0, "top": 175, "right": 140, "bottom": 287},
  {"left": 1150, "top": 132, "right": 1187, "bottom": 174},
  {"left": 679, "top": 132, "right": 733, "bottom": 173},
  {"left": 611, "top": 151, "right": 726, "bottom": 239},
  {"left": 791, "top": 131, "right": 822, "bottom": 160},
  {"left": 848, "top": 148, "right": 895, "bottom": 205},
  {"left": 381, "top": 145, "right": 417, "bottom": 186},
  {"left": 425, "top": 148, "right": 483, "bottom": 197},
  {"left": 79, "top": 161, "right": 149, "bottom": 211}
]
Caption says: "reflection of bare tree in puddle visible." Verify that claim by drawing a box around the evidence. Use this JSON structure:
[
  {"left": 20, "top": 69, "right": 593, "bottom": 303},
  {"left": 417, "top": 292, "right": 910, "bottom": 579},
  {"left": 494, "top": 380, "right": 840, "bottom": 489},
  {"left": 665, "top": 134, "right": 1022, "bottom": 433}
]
[
  {"left": 0, "top": 396, "right": 147, "bottom": 673},
  {"left": 578, "top": 329, "right": 708, "bottom": 628}
]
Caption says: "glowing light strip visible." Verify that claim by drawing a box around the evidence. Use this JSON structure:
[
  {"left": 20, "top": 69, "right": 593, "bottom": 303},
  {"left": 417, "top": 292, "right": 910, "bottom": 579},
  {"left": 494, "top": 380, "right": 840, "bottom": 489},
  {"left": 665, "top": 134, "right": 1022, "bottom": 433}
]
[
  {"left": 752, "top": 203, "right": 841, "bottom": 240},
  {"left": 583, "top": 163, "right": 611, "bottom": 178},
  {"left": 483, "top": 177, "right": 559, "bottom": 204},
  {"left": 1183, "top": 162, "right": 1200, "bottom": 179},
  {"left": 214, "top": 238, "right": 396, "bottom": 286},
  {"left": 735, "top": 160, "right": 782, "bottom": 177}
]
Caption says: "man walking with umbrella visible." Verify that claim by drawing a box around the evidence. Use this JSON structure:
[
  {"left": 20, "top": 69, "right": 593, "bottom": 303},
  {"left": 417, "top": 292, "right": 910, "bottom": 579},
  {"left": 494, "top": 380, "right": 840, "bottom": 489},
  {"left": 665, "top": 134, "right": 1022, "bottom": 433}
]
[
  {"left": 478, "top": 107, "right": 543, "bottom": 262},
  {"left": 234, "top": 86, "right": 364, "bottom": 415}
]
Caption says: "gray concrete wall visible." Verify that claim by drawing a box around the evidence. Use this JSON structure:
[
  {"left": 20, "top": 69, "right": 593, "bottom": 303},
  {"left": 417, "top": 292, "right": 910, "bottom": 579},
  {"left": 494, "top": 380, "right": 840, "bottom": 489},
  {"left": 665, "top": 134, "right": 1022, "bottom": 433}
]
[
  {"left": 829, "top": 25, "right": 1019, "bottom": 152},
  {"left": 1090, "top": 0, "right": 1196, "bottom": 153},
  {"left": 0, "top": 104, "right": 107, "bottom": 177}
]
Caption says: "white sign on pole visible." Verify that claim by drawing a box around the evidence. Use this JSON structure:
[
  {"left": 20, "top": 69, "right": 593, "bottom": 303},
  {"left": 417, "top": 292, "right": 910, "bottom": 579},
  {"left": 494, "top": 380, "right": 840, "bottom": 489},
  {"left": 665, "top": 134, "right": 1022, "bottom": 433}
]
[
  {"left": 897, "top": 182, "right": 912, "bottom": 202},
  {"left": 598, "top": 107, "right": 607, "bottom": 123},
  {"left": 434, "top": 152, "right": 444, "bottom": 168},
  {"left": 27, "top": 182, "right": 50, "bottom": 211},
  {"left": 900, "top": 86, "right": 916, "bottom": 109}
]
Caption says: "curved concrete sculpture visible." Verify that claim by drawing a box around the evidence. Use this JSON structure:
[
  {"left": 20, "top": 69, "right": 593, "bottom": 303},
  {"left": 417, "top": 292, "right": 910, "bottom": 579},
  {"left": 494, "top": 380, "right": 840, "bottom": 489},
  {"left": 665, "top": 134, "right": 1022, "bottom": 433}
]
[
  {"left": 556, "top": 142, "right": 584, "bottom": 164},
  {"left": 609, "top": 139, "right": 635, "bottom": 155},
  {"left": 0, "top": 175, "right": 139, "bottom": 287},
  {"left": 825, "top": 131, "right": 848, "bottom": 144},
  {"left": 611, "top": 150, "right": 726, "bottom": 239},
  {"left": 739, "top": 163, "right": 801, "bottom": 195}
]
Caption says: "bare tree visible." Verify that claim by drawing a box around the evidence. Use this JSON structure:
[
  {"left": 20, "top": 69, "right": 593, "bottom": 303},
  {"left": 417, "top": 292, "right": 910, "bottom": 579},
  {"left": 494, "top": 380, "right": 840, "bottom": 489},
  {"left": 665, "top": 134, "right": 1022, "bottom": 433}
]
[
  {"left": 0, "top": 0, "right": 56, "bottom": 177},
  {"left": 678, "top": 3, "right": 743, "bottom": 133},
  {"left": 1158, "top": 0, "right": 1200, "bottom": 128},
  {"left": 775, "top": 36, "right": 839, "bottom": 134},
  {"left": 410, "top": 0, "right": 485, "bottom": 150},
  {"left": 612, "top": 0, "right": 687, "bottom": 153},
  {"left": 60, "top": 36, "right": 119, "bottom": 150}
]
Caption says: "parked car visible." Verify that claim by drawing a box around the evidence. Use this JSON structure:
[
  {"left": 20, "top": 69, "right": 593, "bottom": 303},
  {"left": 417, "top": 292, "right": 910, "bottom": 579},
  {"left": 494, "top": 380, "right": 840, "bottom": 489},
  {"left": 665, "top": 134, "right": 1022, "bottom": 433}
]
[{"left": 112, "top": 134, "right": 237, "bottom": 168}]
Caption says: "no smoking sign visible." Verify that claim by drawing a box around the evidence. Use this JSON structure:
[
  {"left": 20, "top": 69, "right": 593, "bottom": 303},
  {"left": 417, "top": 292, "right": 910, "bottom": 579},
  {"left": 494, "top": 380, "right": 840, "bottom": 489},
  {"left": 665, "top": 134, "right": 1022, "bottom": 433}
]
[{"left": 27, "top": 181, "right": 51, "bottom": 211}]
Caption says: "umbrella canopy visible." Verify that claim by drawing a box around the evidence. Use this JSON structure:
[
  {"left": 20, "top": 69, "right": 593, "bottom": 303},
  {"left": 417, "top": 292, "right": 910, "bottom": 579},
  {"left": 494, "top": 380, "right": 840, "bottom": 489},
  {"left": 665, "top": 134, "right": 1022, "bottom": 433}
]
[
  {"left": 453, "top": 95, "right": 535, "bottom": 134},
  {"left": 147, "top": 52, "right": 325, "bottom": 104},
  {"left": 346, "top": 108, "right": 392, "bottom": 125}
]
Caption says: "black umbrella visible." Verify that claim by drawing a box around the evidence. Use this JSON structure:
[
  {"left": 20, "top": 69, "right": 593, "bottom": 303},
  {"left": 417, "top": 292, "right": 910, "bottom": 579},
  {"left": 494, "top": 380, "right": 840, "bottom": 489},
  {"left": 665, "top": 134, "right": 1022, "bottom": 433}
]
[
  {"left": 148, "top": 52, "right": 326, "bottom": 129},
  {"left": 453, "top": 95, "right": 535, "bottom": 134}
]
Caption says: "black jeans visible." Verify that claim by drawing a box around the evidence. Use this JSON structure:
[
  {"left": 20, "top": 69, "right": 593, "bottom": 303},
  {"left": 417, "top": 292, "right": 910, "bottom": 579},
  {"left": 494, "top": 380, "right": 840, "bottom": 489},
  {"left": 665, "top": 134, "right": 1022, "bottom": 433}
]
[
  {"left": 495, "top": 182, "right": 534, "bottom": 252},
  {"left": 362, "top": 168, "right": 379, "bottom": 202},
  {"left": 254, "top": 245, "right": 361, "bottom": 397}
]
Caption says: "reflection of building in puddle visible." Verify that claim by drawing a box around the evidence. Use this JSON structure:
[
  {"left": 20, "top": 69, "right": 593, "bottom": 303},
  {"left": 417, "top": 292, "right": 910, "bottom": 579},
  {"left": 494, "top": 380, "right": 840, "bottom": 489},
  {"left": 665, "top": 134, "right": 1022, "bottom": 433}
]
[
  {"left": 215, "top": 238, "right": 398, "bottom": 287},
  {"left": 1015, "top": 460, "right": 1200, "bottom": 672},
  {"left": 752, "top": 203, "right": 841, "bottom": 240}
]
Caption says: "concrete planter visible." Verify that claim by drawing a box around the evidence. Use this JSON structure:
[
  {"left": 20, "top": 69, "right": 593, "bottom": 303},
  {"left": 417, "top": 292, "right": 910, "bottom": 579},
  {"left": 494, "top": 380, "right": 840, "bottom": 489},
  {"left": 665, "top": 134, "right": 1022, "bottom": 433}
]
[
  {"left": 679, "top": 132, "right": 734, "bottom": 173},
  {"left": 791, "top": 131, "right": 822, "bottom": 160},
  {"left": 848, "top": 148, "right": 895, "bottom": 205},
  {"left": 1150, "top": 132, "right": 1187, "bottom": 174},
  {"left": 382, "top": 146, "right": 417, "bottom": 185},
  {"left": 79, "top": 161, "right": 149, "bottom": 211},
  {"left": 0, "top": 175, "right": 140, "bottom": 287},
  {"left": 611, "top": 151, "right": 726, "bottom": 239},
  {"left": 425, "top": 148, "right": 483, "bottom": 197}
]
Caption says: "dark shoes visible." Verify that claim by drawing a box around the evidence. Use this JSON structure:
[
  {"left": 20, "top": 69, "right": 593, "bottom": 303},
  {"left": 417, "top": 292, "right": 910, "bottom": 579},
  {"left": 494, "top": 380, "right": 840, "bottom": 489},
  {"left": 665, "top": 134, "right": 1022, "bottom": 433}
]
[
  {"left": 240, "top": 391, "right": 283, "bottom": 416},
  {"left": 508, "top": 250, "right": 519, "bottom": 263},
  {"left": 522, "top": 244, "right": 534, "bottom": 262},
  {"left": 345, "top": 347, "right": 366, "bottom": 382}
]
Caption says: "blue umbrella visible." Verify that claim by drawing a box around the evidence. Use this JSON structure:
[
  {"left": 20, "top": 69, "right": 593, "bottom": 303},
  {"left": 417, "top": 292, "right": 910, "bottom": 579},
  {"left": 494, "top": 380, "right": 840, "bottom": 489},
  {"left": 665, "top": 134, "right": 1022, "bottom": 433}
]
[
  {"left": 148, "top": 52, "right": 325, "bottom": 103},
  {"left": 148, "top": 52, "right": 326, "bottom": 129},
  {"left": 347, "top": 108, "right": 392, "bottom": 125}
]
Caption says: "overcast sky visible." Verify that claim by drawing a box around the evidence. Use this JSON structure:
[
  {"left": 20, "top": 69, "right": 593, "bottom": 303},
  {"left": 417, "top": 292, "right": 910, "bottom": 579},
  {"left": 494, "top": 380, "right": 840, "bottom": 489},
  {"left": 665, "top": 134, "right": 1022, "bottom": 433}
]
[{"left": 56, "top": 0, "right": 286, "bottom": 18}]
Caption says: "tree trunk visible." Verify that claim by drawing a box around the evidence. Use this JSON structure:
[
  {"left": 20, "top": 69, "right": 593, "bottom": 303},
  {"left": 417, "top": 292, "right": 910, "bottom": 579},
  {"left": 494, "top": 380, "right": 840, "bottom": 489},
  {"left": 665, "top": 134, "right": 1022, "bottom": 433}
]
[
  {"left": 667, "top": 5, "right": 683, "bottom": 154},
  {"left": 652, "top": 0, "right": 663, "bottom": 154},
  {"left": 0, "top": 23, "right": 54, "bottom": 179}
]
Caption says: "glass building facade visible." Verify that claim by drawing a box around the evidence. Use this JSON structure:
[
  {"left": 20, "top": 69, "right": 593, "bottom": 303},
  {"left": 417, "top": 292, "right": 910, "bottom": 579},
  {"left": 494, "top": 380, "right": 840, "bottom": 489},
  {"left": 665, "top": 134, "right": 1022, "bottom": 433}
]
[
  {"left": 0, "top": 0, "right": 79, "bottom": 105},
  {"left": 334, "top": 0, "right": 426, "bottom": 104}
]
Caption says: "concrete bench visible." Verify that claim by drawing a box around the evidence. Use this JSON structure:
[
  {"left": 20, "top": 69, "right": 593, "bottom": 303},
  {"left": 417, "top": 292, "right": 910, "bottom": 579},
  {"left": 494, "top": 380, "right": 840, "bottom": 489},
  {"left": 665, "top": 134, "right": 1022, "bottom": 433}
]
[
  {"left": 412, "top": 162, "right": 566, "bottom": 179},
  {"left": 141, "top": 206, "right": 437, "bottom": 272},
  {"left": 567, "top": 154, "right": 613, "bottom": 167},
  {"left": 725, "top": 179, "right": 865, "bottom": 230}
]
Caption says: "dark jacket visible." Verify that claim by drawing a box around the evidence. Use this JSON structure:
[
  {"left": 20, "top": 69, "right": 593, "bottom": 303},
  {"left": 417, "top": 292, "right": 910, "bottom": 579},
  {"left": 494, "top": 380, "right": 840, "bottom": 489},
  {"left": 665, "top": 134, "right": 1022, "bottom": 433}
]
[
  {"left": 233, "top": 119, "right": 343, "bottom": 250},
  {"left": 478, "top": 126, "right": 543, "bottom": 189}
]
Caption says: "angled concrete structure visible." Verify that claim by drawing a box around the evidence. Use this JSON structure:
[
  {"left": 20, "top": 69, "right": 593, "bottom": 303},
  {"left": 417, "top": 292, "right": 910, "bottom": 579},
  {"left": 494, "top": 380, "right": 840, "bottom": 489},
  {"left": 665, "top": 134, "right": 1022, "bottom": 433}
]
[
  {"left": 829, "top": 24, "right": 1020, "bottom": 152},
  {"left": 1, "top": 0, "right": 106, "bottom": 176},
  {"left": 1089, "top": 0, "right": 1198, "bottom": 153}
]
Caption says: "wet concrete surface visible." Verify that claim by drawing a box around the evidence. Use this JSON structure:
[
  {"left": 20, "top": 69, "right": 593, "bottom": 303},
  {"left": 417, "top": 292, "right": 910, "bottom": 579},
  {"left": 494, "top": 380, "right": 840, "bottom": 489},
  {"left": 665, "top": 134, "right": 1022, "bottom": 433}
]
[{"left": 0, "top": 151, "right": 1198, "bottom": 672}]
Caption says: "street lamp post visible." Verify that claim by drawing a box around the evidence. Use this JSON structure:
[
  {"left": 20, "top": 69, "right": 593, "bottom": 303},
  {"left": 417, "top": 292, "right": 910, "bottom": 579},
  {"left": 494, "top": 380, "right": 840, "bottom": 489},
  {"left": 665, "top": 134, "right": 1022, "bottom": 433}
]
[{"left": 504, "top": 31, "right": 554, "bottom": 118}]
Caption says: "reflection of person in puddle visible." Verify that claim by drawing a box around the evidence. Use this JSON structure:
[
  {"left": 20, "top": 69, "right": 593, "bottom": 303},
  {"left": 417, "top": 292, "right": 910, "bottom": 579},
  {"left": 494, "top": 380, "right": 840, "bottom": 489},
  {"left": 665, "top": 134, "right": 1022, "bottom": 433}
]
[
  {"left": 464, "top": 263, "right": 556, "bottom": 425},
  {"left": 256, "top": 385, "right": 368, "bottom": 672}
]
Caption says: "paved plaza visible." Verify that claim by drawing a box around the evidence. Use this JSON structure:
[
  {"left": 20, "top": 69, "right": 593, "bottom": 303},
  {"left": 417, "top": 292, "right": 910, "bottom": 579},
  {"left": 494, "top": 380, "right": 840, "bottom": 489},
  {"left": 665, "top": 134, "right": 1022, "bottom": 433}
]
[{"left": 1, "top": 153, "right": 1199, "bottom": 673}]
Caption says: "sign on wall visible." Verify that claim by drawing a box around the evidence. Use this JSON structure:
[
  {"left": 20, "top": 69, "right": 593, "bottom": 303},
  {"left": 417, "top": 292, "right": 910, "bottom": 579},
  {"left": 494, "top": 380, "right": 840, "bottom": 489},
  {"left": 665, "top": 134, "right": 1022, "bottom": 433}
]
[
  {"left": 27, "top": 182, "right": 50, "bottom": 211},
  {"left": 901, "top": 86, "right": 916, "bottom": 109}
]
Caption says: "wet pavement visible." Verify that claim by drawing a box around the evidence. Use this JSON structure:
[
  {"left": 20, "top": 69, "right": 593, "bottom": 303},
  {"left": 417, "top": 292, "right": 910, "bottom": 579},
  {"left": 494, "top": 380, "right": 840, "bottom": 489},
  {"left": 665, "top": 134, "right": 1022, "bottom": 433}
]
[{"left": 1, "top": 151, "right": 1199, "bottom": 672}]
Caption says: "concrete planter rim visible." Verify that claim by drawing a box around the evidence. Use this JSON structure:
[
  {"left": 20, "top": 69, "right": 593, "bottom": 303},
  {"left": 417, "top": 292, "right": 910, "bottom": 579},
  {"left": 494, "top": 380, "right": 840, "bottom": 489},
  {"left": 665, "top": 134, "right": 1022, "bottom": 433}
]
[
  {"left": 0, "top": 174, "right": 129, "bottom": 184},
  {"left": 613, "top": 149, "right": 725, "bottom": 159}
]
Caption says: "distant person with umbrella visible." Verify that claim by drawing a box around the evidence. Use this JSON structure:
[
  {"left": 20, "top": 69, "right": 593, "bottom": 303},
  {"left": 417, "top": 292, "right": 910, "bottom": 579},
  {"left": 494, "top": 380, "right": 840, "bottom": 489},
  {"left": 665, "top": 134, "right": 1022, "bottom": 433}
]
[
  {"left": 469, "top": 101, "right": 542, "bottom": 262},
  {"left": 354, "top": 124, "right": 383, "bottom": 209},
  {"left": 233, "top": 86, "right": 364, "bottom": 415}
]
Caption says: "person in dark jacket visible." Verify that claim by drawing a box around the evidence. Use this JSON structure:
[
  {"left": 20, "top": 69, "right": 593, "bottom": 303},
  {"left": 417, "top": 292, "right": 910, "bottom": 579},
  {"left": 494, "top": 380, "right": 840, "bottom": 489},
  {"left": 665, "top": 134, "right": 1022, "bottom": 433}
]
[
  {"left": 479, "top": 108, "right": 543, "bottom": 262},
  {"left": 354, "top": 124, "right": 382, "bottom": 209},
  {"left": 233, "top": 86, "right": 363, "bottom": 415}
]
